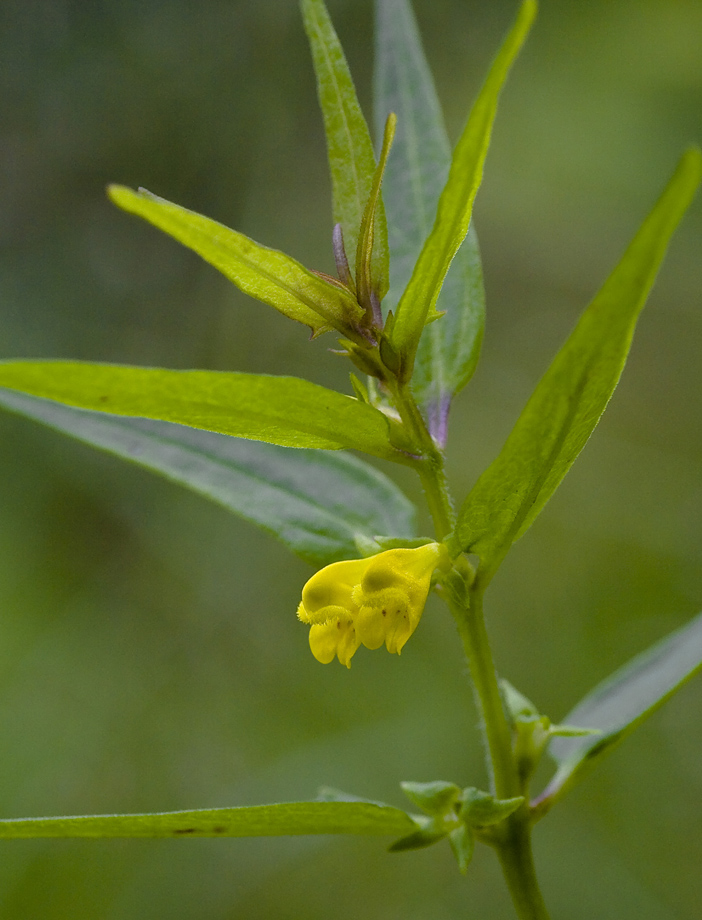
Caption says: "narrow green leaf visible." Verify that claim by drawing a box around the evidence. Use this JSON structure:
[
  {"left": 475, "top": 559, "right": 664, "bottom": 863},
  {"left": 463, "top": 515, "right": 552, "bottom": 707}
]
[
  {"left": 108, "top": 185, "right": 363, "bottom": 335},
  {"left": 456, "top": 148, "right": 702, "bottom": 576},
  {"left": 374, "top": 0, "right": 485, "bottom": 441},
  {"left": 302, "top": 0, "right": 389, "bottom": 297},
  {"left": 412, "top": 227, "right": 485, "bottom": 445},
  {"left": 0, "top": 389, "right": 416, "bottom": 566},
  {"left": 356, "top": 113, "right": 396, "bottom": 320},
  {"left": 389, "top": 0, "right": 535, "bottom": 380},
  {"left": 0, "top": 361, "right": 412, "bottom": 461},
  {"left": 538, "top": 611, "right": 702, "bottom": 810},
  {"left": 0, "top": 801, "right": 416, "bottom": 839}
]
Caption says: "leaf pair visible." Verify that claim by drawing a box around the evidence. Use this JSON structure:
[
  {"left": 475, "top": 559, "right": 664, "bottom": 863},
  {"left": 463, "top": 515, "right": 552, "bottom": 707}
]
[
  {"left": 2, "top": 610, "right": 700, "bottom": 840},
  {"left": 0, "top": 0, "right": 423, "bottom": 571}
]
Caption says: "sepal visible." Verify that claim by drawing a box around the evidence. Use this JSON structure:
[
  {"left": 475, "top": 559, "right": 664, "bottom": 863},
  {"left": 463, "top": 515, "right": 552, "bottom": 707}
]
[
  {"left": 500, "top": 679, "right": 540, "bottom": 721},
  {"left": 388, "top": 815, "right": 449, "bottom": 852},
  {"left": 391, "top": 780, "right": 524, "bottom": 870},
  {"left": 400, "top": 780, "right": 462, "bottom": 815},
  {"left": 448, "top": 824, "right": 475, "bottom": 874},
  {"left": 459, "top": 788, "right": 524, "bottom": 828}
]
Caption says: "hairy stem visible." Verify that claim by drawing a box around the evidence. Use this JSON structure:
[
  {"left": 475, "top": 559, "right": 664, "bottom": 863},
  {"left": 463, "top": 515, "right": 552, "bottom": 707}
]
[
  {"left": 450, "top": 584, "right": 518, "bottom": 799},
  {"left": 451, "top": 582, "right": 552, "bottom": 920},
  {"left": 391, "top": 381, "right": 551, "bottom": 919},
  {"left": 390, "top": 381, "right": 455, "bottom": 539},
  {"left": 496, "top": 817, "right": 552, "bottom": 920}
]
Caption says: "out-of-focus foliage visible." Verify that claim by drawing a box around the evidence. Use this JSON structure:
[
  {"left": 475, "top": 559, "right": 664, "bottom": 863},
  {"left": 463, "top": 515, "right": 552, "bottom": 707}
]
[{"left": 0, "top": 1, "right": 700, "bottom": 917}]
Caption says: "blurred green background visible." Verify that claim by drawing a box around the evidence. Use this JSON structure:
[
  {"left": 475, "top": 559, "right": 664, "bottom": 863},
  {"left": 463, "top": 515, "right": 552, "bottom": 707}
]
[{"left": 0, "top": 0, "right": 701, "bottom": 916}]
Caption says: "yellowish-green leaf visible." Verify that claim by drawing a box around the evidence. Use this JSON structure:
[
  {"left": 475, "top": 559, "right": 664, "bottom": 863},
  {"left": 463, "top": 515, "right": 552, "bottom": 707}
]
[
  {"left": 456, "top": 148, "right": 702, "bottom": 579},
  {"left": 390, "top": 0, "right": 535, "bottom": 380},
  {"left": 0, "top": 800, "right": 417, "bottom": 839},
  {"left": 0, "top": 361, "right": 412, "bottom": 461},
  {"left": 302, "top": 0, "right": 389, "bottom": 298},
  {"left": 108, "top": 184, "right": 362, "bottom": 335}
]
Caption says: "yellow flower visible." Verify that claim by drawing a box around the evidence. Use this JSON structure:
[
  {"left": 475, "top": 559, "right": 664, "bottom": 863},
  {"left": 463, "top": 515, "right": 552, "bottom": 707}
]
[{"left": 297, "top": 543, "right": 448, "bottom": 667}]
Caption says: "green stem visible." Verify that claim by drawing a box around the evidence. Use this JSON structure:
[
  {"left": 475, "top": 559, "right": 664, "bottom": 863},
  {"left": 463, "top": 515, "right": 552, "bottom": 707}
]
[
  {"left": 451, "top": 584, "right": 518, "bottom": 799},
  {"left": 455, "top": 586, "right": 551, "bottom": 919},
  {"left": 390, "top": 381, "right": 455, "bottom": 540},
  {"left": 389, "top": 380, "right": 550, "bottom": 920},
  {"left": 496, "top": 817, "right": 552, "bottom": 920}
]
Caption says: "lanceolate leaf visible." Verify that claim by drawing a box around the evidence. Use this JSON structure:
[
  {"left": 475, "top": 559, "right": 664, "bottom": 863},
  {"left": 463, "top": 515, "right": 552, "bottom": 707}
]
[
  {"left": 108, "top": 185, "right": 362, "bottom": 336},
  {"left": 535, "top": 611, "right": 702, "bottom": 814},
  {"left": 302, "top": 0, "right": 389, "bottom": 298},
  {"left": 412, "top": 226, "right": 485, "bottom": 446},
  {"left": 0, "top": 389, "right": 416, "bottom": 566},
  {"left": 456, "top": 149, "right": 702, "bottom": 578},
  {"left": 389, "top": 0, "right": 535, "bottom": 381},
  {"left": 0, "top": 361, "right": 412, "bottom": 461},
  {"left": 355, "top": 113, "right": 396, "bottom": 320},
  {"left": 374, "top": 0, "right": 485, "bottom": 444},
  {"left": 0, "top": 800, "right": 417, "bottom": 839}
]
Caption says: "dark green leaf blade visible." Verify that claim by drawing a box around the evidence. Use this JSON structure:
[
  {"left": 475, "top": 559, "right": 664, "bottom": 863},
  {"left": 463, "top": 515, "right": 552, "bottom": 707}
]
[
  {"left": 0, "top": 801, "right": 417, "bottom": 839},
  {"left": 0, "top": 362, "right": 411, "bottom": 461},
  {"left": 411, "top": 227, "right": 485, "bottom": 445},
  {"left": 389, "top": 0, "right": 535, "bottom": 380},
  {"left": 302, "top": 0, "right": 389, "bottom": 297},
  {"left": 108, "top": 185, "right": 362, "bottom": 335},
  {"left": 374, "top": 0, "right": 485, "bottom": 441},
  {"left": 0, "top": 389, "right": 416, "bottom": 566},
  {"left": 456, "top": 148, "right": 702, "bottom": 575},
  {"left": 539, "top": 611, "right": 702, "bottom": 809}
]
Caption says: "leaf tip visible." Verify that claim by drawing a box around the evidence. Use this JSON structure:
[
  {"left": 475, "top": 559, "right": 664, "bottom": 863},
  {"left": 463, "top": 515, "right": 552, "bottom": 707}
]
[
  {"left": 106, "top": 183, "right": 130, "bottom": 205},
  {"left": 681, "top": 145, "right": 702, "bottom": 185}
]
